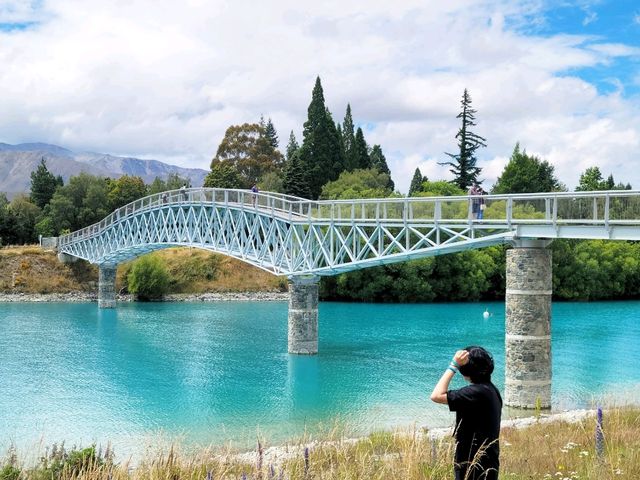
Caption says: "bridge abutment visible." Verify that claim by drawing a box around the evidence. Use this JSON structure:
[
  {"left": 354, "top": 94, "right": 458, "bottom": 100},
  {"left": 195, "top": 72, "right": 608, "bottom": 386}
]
[
  {"left": 98, "top": 265, "right": 117, "bottom": 309},
  {"left": 288, "top": 275, "right": 320, "bottom": 355},
  {"left": 505, "top": 239, "right": 552, "bottom": 409}
]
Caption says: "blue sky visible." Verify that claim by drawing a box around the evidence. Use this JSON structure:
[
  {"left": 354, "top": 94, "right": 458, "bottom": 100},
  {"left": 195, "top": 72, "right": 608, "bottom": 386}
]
[
  {"left": 0, "top": 0, "right": 639, "bottom": 193},
  {"left": 522, "top": 1, "right": 640, "bottom": 96}
]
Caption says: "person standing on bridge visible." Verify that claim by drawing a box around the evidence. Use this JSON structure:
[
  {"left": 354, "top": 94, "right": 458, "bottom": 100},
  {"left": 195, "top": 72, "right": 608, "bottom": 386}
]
[
  {"left": 251, "top": 183, "right": 259, "bottom": 207},
  {"left": 468, "top": 183, "right": 481, "bottom": 220},
  {"left": 430, "top": 346, "right": 502, "bottom": 480}
]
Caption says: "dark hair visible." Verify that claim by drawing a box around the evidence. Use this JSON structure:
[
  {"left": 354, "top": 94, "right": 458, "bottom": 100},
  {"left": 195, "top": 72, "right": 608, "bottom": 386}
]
[{"left": 458, "top": 346, "right": 494, "bottom": 383}]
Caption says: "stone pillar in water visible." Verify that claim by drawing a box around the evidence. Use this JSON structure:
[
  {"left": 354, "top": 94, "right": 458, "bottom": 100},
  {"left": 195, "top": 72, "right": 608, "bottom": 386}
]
[
  {"left": 505, "top": 239, "right": 552, "bottom": 409},
  {"left": 98, "top": 265, "right": 117, "bottom": 309},
  {"left": 288, "top": 275, "right": 320, "bottom": 355}
]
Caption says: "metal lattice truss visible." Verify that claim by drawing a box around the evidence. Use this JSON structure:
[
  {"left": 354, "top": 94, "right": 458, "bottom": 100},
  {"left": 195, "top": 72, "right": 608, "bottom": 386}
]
[{"left": 57, "top": 188, "right": 640, "bottom": 275}]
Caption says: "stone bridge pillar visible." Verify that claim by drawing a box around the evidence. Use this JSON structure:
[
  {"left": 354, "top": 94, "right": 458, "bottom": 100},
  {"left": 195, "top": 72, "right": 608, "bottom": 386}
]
[
  {"left": 98, "top": 265, "right": 117, "bottom": 309},
  {"left": 288, "top": 275, "right": 320, "bottom": 355},
  {"left": 505, "top": 239, "right": 552, "bottom": 409}
]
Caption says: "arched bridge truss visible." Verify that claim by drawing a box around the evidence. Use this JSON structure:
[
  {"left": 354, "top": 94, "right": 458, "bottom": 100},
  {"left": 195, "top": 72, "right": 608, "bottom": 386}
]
[{"left": 57, "top": 188, "right": 640, "bottom": 275}]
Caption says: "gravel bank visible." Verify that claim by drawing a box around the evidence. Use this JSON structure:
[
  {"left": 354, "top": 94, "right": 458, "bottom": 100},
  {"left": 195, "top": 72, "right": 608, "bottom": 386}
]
[{"left": 0, "top": 291, "right": 288, "bottom": 303}]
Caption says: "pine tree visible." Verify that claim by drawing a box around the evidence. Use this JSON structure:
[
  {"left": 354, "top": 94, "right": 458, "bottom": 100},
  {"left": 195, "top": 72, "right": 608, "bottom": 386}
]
[
  {"left": 299, "top": 77, "right": 344, "bottom": 199},
  {"left": 354, "top": 127, "right": 371, "bottom": 169},
  {"left": 282, "top": 151, "right": 311, "bottom": 198},
  {"left": 370, "top": 145, "right": 394, "bottom": 190},
  {"left": 408, "top": 167, "right": 426, "bottom": 196},
  {"left": 285, "top": 131, "right": 299, "bottom": 162},
  {"left": 342, "top": 104, "right": 357, "bottom": 170},
  {"left": 605, "top": 174, "right": 615, "bottom": 190},
  {"left": 265, "top": 117, "right": 279, "bottom": 149},
  {"left": 30, "top": 158, "right": 63, "bottom": 209},
  {"left": 440, "top": 89, "right": 486, "bottom": 189}
]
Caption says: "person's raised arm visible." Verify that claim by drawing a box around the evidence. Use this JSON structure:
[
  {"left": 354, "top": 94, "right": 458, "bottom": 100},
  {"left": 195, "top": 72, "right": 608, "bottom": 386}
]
[{"left": 430, "top": 350, "right": 469, "bottom": 404}]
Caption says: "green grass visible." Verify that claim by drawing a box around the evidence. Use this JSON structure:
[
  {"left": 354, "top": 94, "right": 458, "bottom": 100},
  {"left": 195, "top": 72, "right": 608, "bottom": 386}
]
[{"left": 2, "top": 407, "right": 638, "bottom": 479}]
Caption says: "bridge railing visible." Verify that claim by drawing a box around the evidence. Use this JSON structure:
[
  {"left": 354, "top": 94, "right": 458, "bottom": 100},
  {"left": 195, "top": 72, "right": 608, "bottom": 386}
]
[{"left": 58, "top": 189, "right": 640, "bottom": 247}]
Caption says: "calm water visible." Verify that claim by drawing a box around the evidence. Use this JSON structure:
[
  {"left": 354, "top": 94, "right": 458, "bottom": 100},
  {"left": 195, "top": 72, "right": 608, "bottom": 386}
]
[{"left": 0, "top": 300, "right": 639, "bottom": 457}]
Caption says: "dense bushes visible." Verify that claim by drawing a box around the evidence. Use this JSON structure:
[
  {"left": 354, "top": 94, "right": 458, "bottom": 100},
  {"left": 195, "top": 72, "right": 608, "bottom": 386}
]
[
  {"left": 321, "top": 240, "right": 640, "bottom": 302},
  {"left": 127, "top": 254, "right": 170, "bottom": 300}
]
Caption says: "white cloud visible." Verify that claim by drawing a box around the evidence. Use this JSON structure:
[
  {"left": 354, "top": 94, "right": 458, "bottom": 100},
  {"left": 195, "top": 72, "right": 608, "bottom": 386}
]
[
  {"left": 582, "top": 11, "right": 597, "bottom": 26},
  {"left": 0, "top": 0, "right": 639, "bottom": 194}
]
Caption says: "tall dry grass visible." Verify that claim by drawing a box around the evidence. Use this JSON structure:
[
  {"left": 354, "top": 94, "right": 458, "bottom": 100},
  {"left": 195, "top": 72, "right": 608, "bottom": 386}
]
[{"left": 2, "top": 407, "right": 638, "bottom": 479}]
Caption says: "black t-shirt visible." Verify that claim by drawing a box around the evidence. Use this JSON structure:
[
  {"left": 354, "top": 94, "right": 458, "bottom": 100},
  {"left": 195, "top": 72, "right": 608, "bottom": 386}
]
[{"left": 447, "top": 382, "right": 502, "bottom": 480}]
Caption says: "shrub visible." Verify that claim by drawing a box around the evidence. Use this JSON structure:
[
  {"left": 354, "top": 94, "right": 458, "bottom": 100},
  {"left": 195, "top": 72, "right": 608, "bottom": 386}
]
[{"left": 127, "top": 254, "right": 170, "bottom": 300}]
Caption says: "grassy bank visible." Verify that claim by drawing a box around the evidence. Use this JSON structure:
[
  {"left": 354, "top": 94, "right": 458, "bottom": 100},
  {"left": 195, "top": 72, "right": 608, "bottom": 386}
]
[
  {"left": 0, "top": 246, "right": 284, "bottom": 295},
  {"left": 2, "top": 408, "right": 638, "bottom": 479}
]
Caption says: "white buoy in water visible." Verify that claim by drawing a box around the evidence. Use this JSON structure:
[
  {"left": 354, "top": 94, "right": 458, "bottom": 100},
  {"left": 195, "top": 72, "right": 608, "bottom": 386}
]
[{"left": 483, "top": 309, "right": 490, "bottom": 320}]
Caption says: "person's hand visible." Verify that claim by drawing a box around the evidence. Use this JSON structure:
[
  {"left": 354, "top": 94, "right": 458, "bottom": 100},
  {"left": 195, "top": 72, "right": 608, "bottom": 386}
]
[{"left": 453, "top": 350, "right": 469, "bottom": 367}]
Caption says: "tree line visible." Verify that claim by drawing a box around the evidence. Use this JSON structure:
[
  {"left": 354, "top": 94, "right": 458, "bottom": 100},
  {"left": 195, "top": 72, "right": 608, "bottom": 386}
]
[
  {"left": 203, "top": 77, "right": 394, "bottom": 200},
  {"left": 1, "top": 81, "right": 637, "bottom": 302},
  {"left": 0, "top": 161, "right": 191, "bottom": 244}
]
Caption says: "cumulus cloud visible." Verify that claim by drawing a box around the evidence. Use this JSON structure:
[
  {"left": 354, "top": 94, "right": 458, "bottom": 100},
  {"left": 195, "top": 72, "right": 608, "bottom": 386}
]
[{"left": 0, "top": 0, "right": 639, "bottom": 193}]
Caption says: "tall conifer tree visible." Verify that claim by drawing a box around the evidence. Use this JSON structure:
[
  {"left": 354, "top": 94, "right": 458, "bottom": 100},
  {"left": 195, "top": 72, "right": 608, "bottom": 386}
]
[
  {"left": 285, "top": 131, "right": 299, "bottom": 162},
  {"left": 299, "top": 77, "right": 343, "bottom": 199},
  {"left": 265, "top": 118, "right": 279, "bottom": 149},
  {"left": 282, "top": 151, "right": 311, "bottom": 198},
  {"left": 408, "top": 167, "right": 426, "bottom": 196},
  {"left": 440, "top": 89, "right": 486, "bottom": 189},
  {"left": 354, "top": 127, "right": 371, "bottom": 169},
  {"left": 342, "top": 104, "right": 357, "bottom": 170},
  {"left": 370, "top": 145, "right": 394, "bottom": 190}
]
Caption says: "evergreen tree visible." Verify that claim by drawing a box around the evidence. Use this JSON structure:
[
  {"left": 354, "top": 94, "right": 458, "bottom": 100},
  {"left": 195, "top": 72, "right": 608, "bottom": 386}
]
[
  {"left": 605, "top": 174, "right": 615, "bottom": 190},
  {"left": 336, "top": 123, "right": 345, "bottom": 164},
  {"left": 285, "top": 131, "right": 299, "bottom": 162},
  {"left": 492, "top": 144, "right": 563, "bottom": 194},
  {"left": 408, "top": 168, "right": 426, "bottom": 196},
  {"left": 264, "top": 117, "right": 279, "bottom": 149},
  {"left": 440, "top": 89, "right": 486, "bottom": 189},
  {"left": 342, "top": 104, "right": 357, "bottom": 171},
  {"left": 299, "top": 77, "right": 344, "bottom": 199},
  {"left": 369, "top": 145, "right": 394, "bottom": 190},
  {"left": 282, "top": 151, "right": 311, "bottom": 198},
  {"left": 30, "top": 158, "right": 63, "bottom": 209},
  {"left": 354, "top": 127, "right": 371, "bottom": 169}
]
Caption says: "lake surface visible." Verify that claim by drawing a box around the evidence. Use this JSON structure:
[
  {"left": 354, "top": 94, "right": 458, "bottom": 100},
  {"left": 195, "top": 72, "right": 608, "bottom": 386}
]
[{"left": 1, "top": 300, "right": 639, "bottom": 457}]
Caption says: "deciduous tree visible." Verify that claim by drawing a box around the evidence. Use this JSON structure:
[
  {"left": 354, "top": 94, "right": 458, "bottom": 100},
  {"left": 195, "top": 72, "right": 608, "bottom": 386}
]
[
  {"left": 212, "top": 123, "right": 284, "bottom": 187},
  {"left": 107, "top": 175, "right": 147, "bottom": 211},
  {"left": 203, "top": 162, "right": 243, "bottom": 189},
  {"left": 319, "top": 168, "right": 393, "bottom": 200}
]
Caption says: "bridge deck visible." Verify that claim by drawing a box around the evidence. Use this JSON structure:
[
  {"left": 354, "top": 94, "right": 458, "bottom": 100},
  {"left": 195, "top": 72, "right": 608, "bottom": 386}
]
[{"left": 55, "top": 188, "right": 640, "bottom": 275}]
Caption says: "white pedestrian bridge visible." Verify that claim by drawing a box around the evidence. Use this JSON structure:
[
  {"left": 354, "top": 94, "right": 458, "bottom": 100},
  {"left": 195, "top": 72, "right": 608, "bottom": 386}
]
[
  {"left": 57, "top": 188, "right": 640, "bottom": 274},
  {"left": 52, "top": 187, "right": 640, "bottom": 409}
]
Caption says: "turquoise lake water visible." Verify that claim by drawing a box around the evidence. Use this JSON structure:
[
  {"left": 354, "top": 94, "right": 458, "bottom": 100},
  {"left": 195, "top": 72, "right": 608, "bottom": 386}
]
[{"left": 1, "top": 300, "right": 639, "bottom": 458}]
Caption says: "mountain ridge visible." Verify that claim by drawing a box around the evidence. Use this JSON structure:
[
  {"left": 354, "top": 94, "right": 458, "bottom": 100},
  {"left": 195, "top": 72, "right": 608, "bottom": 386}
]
[{"left": 0, "top": 143, "right": 208, "bottom": 198}]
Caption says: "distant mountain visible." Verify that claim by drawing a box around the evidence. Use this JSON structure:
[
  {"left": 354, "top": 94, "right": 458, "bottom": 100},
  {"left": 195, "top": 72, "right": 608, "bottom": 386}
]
[{"left": 0, "top": 143, "right": 208, "bottom": 198}]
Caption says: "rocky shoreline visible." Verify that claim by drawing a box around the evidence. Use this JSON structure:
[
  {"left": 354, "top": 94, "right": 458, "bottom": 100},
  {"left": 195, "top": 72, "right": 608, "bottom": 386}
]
[{"left": 0, "top": 291, "right": 289, "bottom": 303}]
